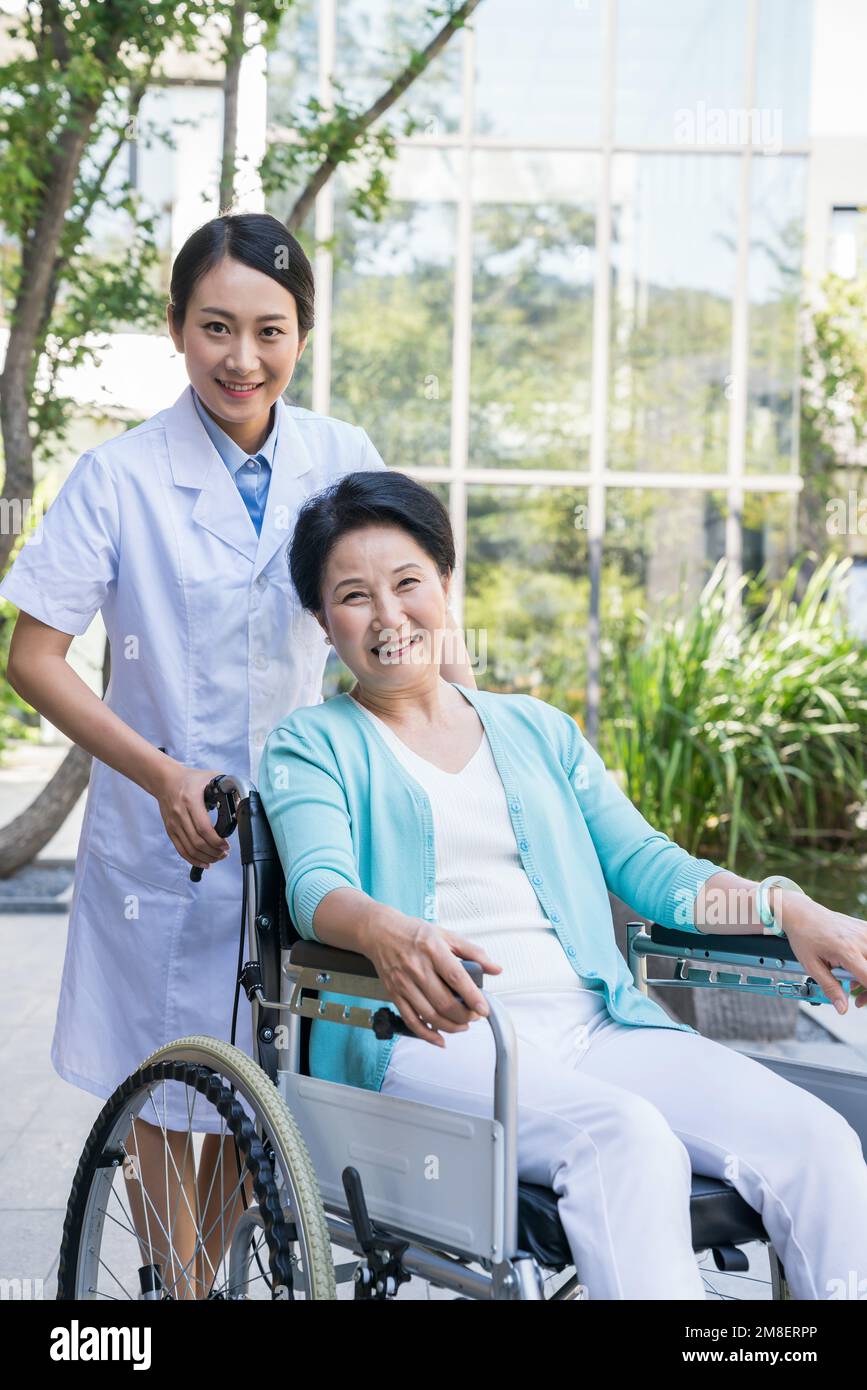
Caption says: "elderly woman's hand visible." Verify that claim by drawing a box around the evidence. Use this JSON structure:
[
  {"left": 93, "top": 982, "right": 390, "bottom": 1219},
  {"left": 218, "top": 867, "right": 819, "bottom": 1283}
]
[
  {"left": 359, "top": 908, "right": 503, "bottom": 1047},
  {"left": 778, "top": 891, "right": 867, "bottom": 1014}
]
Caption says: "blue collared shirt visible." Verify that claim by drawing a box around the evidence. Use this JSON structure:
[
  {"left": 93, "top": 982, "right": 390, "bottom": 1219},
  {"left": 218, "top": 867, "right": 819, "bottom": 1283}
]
[{"left": 192, "top": 388, "right": 279, "bottom": 536}]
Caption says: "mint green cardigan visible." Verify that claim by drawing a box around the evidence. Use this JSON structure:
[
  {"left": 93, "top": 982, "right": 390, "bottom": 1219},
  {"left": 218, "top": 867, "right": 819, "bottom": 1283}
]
[{"left": 258, "top": 683, "right": 724, "bottom": 1091}]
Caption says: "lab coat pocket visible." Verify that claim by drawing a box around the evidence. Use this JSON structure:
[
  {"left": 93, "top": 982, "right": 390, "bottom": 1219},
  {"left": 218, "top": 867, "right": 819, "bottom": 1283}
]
[{"left": 84, "top": 761, "right": 189, "bottom": 895}]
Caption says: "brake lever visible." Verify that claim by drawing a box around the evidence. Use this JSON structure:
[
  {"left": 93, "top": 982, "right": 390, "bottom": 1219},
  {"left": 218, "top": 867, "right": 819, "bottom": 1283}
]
[{"left": 189, "top": 775, "right": 238, "bottom": 882}]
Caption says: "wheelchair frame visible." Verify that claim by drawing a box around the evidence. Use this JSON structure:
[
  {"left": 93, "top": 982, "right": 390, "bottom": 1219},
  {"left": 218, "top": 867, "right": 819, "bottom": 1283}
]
[{"left": 214, "top": 772, "right": 867, "bottom": 1301}]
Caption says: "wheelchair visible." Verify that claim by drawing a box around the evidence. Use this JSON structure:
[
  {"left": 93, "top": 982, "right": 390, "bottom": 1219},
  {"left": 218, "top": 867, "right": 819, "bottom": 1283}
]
[{"left": 57, "top": 774, "right": 867, "bottom": 1301}]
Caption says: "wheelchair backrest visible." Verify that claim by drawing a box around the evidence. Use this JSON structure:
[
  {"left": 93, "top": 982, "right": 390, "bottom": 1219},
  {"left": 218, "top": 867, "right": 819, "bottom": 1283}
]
[{"left": 237, "top": 785, "right": 312, "bottom": 1078}]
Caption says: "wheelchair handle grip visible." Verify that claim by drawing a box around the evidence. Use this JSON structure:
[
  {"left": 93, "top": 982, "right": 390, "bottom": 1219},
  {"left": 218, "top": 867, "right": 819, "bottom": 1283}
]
[
  {"left": 189, "top": 775, "right": 238, "bottom": 883},
  {"left": 372, "top": 958, "right": 486, "bottom": 1039}
]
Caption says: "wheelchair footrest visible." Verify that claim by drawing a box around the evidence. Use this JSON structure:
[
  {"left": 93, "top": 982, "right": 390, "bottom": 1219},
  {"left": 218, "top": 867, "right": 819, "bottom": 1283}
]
[
  {"left": 711, "top": 1243, "right": 750, "bottom": 1273},
  {"left": 343, "top": 1165, "right": 412, "bottom": 1300}
]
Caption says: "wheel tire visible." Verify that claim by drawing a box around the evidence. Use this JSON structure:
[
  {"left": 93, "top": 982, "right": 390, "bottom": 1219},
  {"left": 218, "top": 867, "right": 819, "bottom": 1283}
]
[{"left": 58, "top": 1036, "right": 336, "bottom": 1301}]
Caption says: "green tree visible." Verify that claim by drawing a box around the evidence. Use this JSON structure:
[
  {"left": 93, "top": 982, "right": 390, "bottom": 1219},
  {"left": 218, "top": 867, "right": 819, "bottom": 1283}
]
[
  {"left": 799, "top": 269, "right": 867, "bottom": 575},
  {"left": 0, "top": 0, "right": 481, "bottom": 873}
]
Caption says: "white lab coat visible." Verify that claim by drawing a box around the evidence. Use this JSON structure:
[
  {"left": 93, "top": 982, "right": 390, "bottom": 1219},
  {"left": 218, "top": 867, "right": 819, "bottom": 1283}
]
[{"left": 0, "top": 384, "right": 386, "bottom": 1131}]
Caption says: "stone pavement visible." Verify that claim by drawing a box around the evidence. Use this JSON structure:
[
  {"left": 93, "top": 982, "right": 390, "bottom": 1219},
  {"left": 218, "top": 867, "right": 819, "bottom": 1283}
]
[
  {"left": 2, "top": 901, "right": 865, "bottom": 1301},
  {"left": 2, "top": 739, "right": 867, "bottom": 1301}
]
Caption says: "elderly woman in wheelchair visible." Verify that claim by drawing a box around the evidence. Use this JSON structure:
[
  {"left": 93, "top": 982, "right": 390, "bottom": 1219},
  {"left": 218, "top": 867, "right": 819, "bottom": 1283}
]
[{"left": 258, "top": 467, "right": 867, "bottom": 1301}]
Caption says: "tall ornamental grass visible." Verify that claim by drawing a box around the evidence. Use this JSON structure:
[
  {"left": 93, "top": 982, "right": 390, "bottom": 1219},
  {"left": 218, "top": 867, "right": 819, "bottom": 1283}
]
[{"left": 600, "top": 555, "right": 867, "bottom": 864}]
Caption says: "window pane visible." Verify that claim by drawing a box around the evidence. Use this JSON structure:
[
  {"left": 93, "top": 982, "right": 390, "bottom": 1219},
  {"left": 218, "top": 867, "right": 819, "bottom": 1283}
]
[
  {"left": 738, "top": 489, "right": 797, "bottom": 589},
  {"left": 329, "top": 150, "right": 458, "bottom": 467},
  {"left": 755, "top": 0, "right": 813, "bottom": 147},
  {"left": 829, "top": 206, "right": 867, "bottom": 279},
  {"left": 470, "top": 151, "right": 598, "bottom": 470},
  {"left": 604, "top": 488, "right": 727, "bottom": 617},
  {"left": 608, "top": 155, "right": 739, "bottom": 473},
  {"left": 267, "top": 0, "right": 319, "bottom": 137},
  {"left": 336, "top": 0, "right": 463, "bottom": 135},
  {"left": 616, "top": 0, "right": 747, "bottom": 145},
  {"left": 134, "top": 86, "right": 223, "bottom": 254},
  {"left": 600, "top": 490, "right": 729, "bottom": 775},
  {"left": 465, "top": 485, "right": 589, "bottom": 713},
  {"left": 474, "top": 0, "right": 603, "bottom": 143},
  {"left": 746, "top": 157, "right": 807, "bottom": 474}
]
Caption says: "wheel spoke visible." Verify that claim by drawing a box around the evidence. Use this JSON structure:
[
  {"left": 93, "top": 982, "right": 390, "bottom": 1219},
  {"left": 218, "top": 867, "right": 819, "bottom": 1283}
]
[
  {"left": 111, "top": 1142, "right": 199, "bottom": 1300},
  {"left": 61, "top": 1046, "right": 333, "bottom": 1301},
  {"left": 95, "top": 1254, "right": 137, "bottom": 1301},
  {"left": 140, "top": 1088, "right": 205, "bottom": 1295}
]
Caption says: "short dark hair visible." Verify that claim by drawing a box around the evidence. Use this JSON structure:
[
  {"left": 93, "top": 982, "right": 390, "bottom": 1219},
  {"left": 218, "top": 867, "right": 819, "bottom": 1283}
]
[
  {"left": 289, "top": 470, "right": 455, "bottom": 613},
  {"left": 169, "top": 212, "right": 314, "bottom": 335}
]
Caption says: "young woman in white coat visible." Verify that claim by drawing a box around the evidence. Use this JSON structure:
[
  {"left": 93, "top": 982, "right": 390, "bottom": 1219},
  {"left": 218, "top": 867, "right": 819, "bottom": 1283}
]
[{"left": 1, "top": 212, "right": 477, "bottom": 1294}]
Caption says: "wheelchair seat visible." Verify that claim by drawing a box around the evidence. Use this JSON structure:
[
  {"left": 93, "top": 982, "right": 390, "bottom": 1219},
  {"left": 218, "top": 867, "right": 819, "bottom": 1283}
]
[
  {"left": 287, "top": 938, "right": 770, "bottom": 1272},
  {"left": 516, "top": 1174, "right": 767, "bottom": 1271}
]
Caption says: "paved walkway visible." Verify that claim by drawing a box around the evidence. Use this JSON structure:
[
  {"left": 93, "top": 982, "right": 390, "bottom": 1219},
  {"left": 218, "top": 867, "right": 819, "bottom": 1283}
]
[
  {"left": 2, "top": 739, "right": 867, "bottom": 1301},
  {"left": 0, "top": 739, "right": 86, "bottom": 862}
]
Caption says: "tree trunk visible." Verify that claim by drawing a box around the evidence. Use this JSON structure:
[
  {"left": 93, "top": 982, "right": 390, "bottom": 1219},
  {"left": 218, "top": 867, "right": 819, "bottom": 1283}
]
[
  {"left": 219, "top": 3, "right": 246, "bottom": 213},
  {"left": 0, "top": 740, "right": 94, "bottom": 878},
  {"left": 0, "top": 636, "right": 110, "bottom": 877}
]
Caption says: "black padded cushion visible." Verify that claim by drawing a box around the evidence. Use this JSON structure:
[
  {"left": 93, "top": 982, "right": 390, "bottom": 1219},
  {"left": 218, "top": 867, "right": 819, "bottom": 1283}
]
[
  {"left": 650, "top": 924, "right": 801, "bottom": 963},
  {"left": 517, "top": 1173, "right": 768, "bottom": 1271},
  {"left": 290, "top": 938, "right": 380, "bottom": 979}
]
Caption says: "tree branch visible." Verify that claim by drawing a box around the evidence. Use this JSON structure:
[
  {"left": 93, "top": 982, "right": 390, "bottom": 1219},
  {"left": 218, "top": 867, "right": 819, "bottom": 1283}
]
[{"left": 287, "top": 0, "right": 481, "bottom": 231}]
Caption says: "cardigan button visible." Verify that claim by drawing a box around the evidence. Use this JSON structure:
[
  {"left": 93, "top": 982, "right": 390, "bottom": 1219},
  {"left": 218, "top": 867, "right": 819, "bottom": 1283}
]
[
  {"left": 532, "top": 875, "right": 542, "bottom": 885},
  {"left": 519, "top": 840, "right": 528, "bottom": 851},
  {"left": 551, "top": 914, "right": 560, "bottom": 923},
  {"left": 566, "top": 946, "right": 576, "bottom": 957},
  {"left": 510, "top": 801, "right": 520, "bottom": 812}
]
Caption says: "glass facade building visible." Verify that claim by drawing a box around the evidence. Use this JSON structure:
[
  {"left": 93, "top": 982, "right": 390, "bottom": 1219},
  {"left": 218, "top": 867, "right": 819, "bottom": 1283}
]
[{"left": 267, "top": 0, "right": 815, "bottom": 728}]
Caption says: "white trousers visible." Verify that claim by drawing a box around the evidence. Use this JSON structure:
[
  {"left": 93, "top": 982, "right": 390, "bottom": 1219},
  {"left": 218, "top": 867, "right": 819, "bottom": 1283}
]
[{"left": 380, "top": 988, "right": 867, "bottom": 1299}]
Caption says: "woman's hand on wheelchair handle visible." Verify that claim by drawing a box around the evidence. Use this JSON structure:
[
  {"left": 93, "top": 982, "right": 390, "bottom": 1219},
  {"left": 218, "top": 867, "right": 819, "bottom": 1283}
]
[
  {"left": 781, "top": 892, "right": 867, "bottom": 1014},
  {"left": 154, "top": 763, "right": 232, "bottom": 870},
  {"left": 359, "top": 911, "right": 502, "bottom": 1048}
]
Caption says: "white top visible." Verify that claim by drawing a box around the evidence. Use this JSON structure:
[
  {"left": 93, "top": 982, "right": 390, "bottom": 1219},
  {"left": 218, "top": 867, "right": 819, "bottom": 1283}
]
[{"left": 352, "top": 699, "right": 608, "bottom": 1011}]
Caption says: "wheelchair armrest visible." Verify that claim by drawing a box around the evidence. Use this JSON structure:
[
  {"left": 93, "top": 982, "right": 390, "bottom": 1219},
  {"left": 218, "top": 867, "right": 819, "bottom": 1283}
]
[
  {"left": 289, "top": 938, "right": 379, "bottom": 979},
  {"left": 288, "top": 938, "right": 485, "bottom": 992},
  {"left": 649, "top": 923, "right": 801, "bottom": 964}
]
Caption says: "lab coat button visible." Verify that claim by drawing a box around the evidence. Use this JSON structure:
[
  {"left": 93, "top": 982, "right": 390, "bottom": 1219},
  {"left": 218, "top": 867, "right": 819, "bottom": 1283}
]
[
  {"left": 256, "top": 575, "right": 267, "bottom": 590},
  {"left": 254, "top": 655, "right": 268, "bottom": 670}
]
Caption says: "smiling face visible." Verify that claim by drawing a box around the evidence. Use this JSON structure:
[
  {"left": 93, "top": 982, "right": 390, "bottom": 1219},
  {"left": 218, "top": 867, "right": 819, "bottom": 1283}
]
[
  {"left": 166, "top": 254, "right": 307, "bottom": 448},
  {"left": 317, "top": 524, "right": 451, "bottom": 693}
]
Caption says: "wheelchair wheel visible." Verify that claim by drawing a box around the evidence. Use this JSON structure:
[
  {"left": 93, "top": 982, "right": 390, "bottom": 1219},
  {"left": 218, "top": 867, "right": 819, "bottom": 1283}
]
[
  {"left": 695, "top": 1245, "right": 792, "bottom": 1301},
  {"left": 57, "top": 1036, "right": 336, "bottom": 1301}
]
